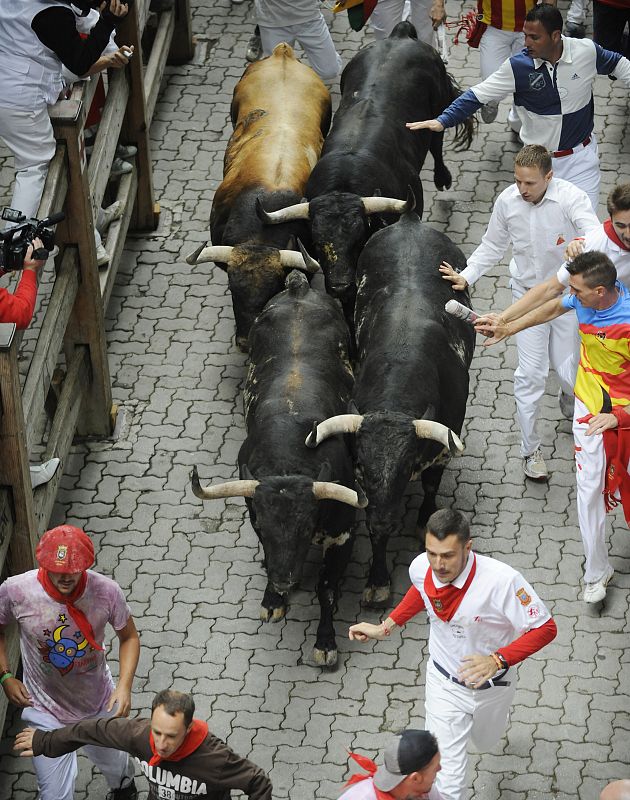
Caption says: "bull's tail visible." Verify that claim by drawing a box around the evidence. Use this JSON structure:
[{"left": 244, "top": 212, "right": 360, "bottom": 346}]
[{"left": 444, "top": 71, "right": 476, "bottom": 151}]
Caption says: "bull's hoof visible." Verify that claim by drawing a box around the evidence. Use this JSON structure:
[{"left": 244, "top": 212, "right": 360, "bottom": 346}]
[
  {"left": 312, "top": 647, "right": 338, "bottom": 667},
  {"left": 434, "top": 168, "right": 452, "bottom": 191},
  {"left": 362, "top": 584, "right": 391, "bottom": 607},
  {"left": 260, "top": 605, "right": 286, "bottom": 622}
]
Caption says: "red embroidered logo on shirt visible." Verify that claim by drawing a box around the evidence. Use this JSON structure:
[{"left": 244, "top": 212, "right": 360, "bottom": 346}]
[
  {"left": 528, "top": 605, "right": 541, "bottom": 618},
  {"left": 516, "top": 587, "right": 531, "bottom": 606},
  {"left": 433, "top": 599, "right": 443, "bottom": 611}
]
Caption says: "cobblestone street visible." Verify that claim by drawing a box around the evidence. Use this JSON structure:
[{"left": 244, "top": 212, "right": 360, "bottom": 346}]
[{"left": 1, "top": 0, "right": 629, "bottom": 797}]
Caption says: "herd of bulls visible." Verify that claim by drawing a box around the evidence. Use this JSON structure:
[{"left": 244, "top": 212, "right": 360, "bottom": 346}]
[{"left": 190, "top": 22, "right": 478, "bottom": 666}]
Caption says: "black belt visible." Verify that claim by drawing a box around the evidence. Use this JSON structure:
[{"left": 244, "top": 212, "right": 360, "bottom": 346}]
[{"left": 433, "top": 660, "right": 510, "bottom": 690}]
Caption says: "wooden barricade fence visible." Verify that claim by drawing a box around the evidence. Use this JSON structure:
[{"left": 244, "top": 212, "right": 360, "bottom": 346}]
[{"left": 0, "top": 0, "right": 193, "bottom": 731}]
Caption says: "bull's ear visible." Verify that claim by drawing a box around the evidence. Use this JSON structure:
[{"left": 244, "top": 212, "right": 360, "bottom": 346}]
[
  {"left": 316, "top": 461, "right": 333, "bottom": 482},
  {"left": 240, "top": 463, "right": 255, "bottom": 480}
]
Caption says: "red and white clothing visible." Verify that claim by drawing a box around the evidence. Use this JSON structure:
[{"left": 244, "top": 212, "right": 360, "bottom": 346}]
[
  {"left": 0, "top": 569, "right": 135, "bottom": 799},
  {"left": 339, "top": 775, "right": 442, "bottom": 799},
  {"left": 461, "top": 178, "right": 600, "bottom": 457},
  {"left": 556, "top": 223, "right": 630, "bottom": 290},
  {"left": 390, "top": 552, "right": 556, "bottom": 800}
]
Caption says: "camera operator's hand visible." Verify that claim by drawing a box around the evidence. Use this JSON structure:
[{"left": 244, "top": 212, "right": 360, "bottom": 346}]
[
  {"left": 101, "top": 46, "right": 135, "bottom": 69},
  {"left": 100, "top": 0, "right": 129, "bottom": 19},
  {"left": 24, "top": 239, "right": 47, "bottom": 274}
]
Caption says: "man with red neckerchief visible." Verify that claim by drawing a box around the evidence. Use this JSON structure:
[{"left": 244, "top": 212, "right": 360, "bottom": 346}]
[
  {"left": 15, "top": 689, "right": 273, "bottom": 800},
  {"left": 339, "top": 729, "right": 442, "bottom": 800},
  {"left": 349, "top": 509, "right": 557, "bottom": 800},
  {"left": 0, "top": 525, "right": 140, "bottom": 800}
]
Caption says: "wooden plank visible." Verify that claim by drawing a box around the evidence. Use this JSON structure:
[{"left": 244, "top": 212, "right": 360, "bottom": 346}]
[
  {"left": 87, "top": 69, "right": 130, "bottom": 216},
  {"left": 38, "top": 145, "right": 69, "bottom": 220},
  {"left": 0, "top": 624, "right": 20, "bottom": 738},
  {"left": 168, "top": 0, "right": 194, "bottom": 64},
  {"left": 144, "top": 9, "right": 176, "bottom": 125},
  {"left": 0, "top": 343, "right": 38, "bottom": 575},
  {"left": 0, "top": 491, "right": 15, "bottom": 580},
  {"left": 33, "top": 348, "right": 89, "bottom": 530},
  {"left": 99, "top": 169, "right": 138, "bottom": 307},
  {"left": 22, "top": 250, "right": 80, "bottom": 452},
  {"left": 118, "top": 4, "right": 158, "bottom": 231}
]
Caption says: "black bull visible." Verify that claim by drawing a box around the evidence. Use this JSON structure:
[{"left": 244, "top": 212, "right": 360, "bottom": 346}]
[
  {"left": 192, "top": 271, "right": 364, "bottom": 666},
  {"left": 259, "top": 21, "right": 474, "bottom": 324},
  {"left": 307, "top": 210, "right": 475, "bottom": 605}
]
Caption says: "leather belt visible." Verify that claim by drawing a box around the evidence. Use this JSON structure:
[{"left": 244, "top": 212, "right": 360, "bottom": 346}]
[
  {"left": 553, "top": 135, "right": 591, "bottom": 158},
  {"left": 433, "top": 660, "right": 510, "bottom": 690}
]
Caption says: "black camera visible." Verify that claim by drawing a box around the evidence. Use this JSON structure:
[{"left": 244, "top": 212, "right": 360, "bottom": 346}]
[{"left": 0, "top": 208, "right": 65, "bottom": 272}]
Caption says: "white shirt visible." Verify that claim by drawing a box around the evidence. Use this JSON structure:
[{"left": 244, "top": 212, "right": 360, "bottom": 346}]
[
  {"left": 255, "top": 0, "right": 321, "bottom": 27},
  {"left": 461, "top": 178, "right": 600, "bottom": 290},
  {"left": 408, "top": 552, "right": 552, "bottom": 678},
  {"left": 556, "top": 224, "right": 630, "bottom": 288},
  {"left": 339, "top": 777, "right": 442, "bottom": 800}
]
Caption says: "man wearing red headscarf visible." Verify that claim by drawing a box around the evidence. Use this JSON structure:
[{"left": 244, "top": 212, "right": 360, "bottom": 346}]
[{"left": 0, "top": 525, "right": 140, "bottom": 800}]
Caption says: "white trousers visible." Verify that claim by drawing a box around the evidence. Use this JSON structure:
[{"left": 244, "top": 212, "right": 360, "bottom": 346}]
[
  {"left": 512, "top": 284, "right": 580, "bottom": 456},
  {"left": 370, "top": 0, "right": 435, "bottom": 44},
  {"left": 259, "top": 17, "right": 342, "bottom": 81},
  {"left": 479, "top": 26, "right": 524, "bottom": 126},
  {"left": 573, "top": 397, "right": 615, "bottom": 583},
  {"left": 21, "top": 706, "right": 135, "bottom": 800},
  {"left": 551, "top": 135, "right": 600, "bottom": 213},
  {"left": 0, "top": 105, "right": 57, "bottom": 220},
  {"left": 567, "top": 0, "right": 589, "bottom": 24},
  {"left": 424, "top": 660, "right": 516, "bottom": 800}
]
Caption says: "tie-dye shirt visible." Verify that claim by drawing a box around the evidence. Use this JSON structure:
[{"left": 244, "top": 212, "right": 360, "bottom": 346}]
[{"left": 562, "top": 281, "right": 630, "bottom": 414}]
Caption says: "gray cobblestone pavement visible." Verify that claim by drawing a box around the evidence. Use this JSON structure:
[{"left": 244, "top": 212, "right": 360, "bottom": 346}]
[{"left": 1, "top": 1, "right": 629, "bottom": 798}]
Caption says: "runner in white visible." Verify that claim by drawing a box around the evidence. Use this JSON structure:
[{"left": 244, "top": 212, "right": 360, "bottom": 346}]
[
  {"left": 441, "top": 144, "right": 600, "bottom": 480},
  {"left": 349, "top": 509, "right": 557, "bottom": 800}
]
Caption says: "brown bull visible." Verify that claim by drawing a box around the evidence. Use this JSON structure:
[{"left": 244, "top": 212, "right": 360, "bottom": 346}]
[{"left": 190, "top": 44, "right": 332, "bottom": 350}]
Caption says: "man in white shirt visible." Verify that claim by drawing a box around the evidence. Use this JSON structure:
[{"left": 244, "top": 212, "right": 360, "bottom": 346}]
[
  {"left": 369, "top": 0, "right": 445, "bottom": 44},
  {"left": 349, "top": 508, "right": 557, "bottom": 800},
  {"left": 441, "top": 144, "right": 600, "bottom": 480},
  {"left": 339, "top": 729, "right": 442, "bottom": 800}
]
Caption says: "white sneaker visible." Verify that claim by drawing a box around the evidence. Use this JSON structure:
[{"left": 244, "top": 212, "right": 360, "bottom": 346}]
[
  {"left": 523, "top": 448, "right": 549, "bottom": 480},
  {"left": 558, "top": 390, "right": 575, "bottom": 420},
  {"left": 96, "top": 242, "right": 110, "bottom": 267},
  {"left": 116, "top": 144, "right": 137, "bottom": 159},
  {"left": 583, "top": 566, "right": 614, "bottom": 603},
  {"left": 97, "top": 200, "right": 125, "bottom": 234},
  {"left": 110, "top": 157, "right": 133, "bottom": 177},
  {"left": 30, "top": 458, "right": 60, "bottom": 489}
]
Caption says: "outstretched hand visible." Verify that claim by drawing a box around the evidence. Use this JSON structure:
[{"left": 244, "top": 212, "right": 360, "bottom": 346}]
[
  {"left": 439, "top": 261, "right": 468, "bottom": 290},
  {"left": 406, "top": 119, "right": 444, "bottom": 132},
  {"left": 473, "top": 313, "right": 510, "bottom": 346}
]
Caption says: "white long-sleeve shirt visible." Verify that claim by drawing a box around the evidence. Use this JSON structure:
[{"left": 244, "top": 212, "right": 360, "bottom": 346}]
[
  {"left": 556, "top": 224, "right": 630, "bottom": 288},
  {"left": 461, "top": 177, "right": 600, "bottom": 290}
]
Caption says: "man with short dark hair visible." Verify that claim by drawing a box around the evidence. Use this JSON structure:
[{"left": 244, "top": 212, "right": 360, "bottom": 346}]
[
  {"left": 349, "top": 508, "right": 557, "bottom": 800},
  {"left": 15, "top": 688, "right": 273, "bottom": 800},
  {"left": 406, "top": 4, "right": 630, "bottom": 209},
  {"left": 476, "top": 251, "right": 630, "bottom": 604},
  {"left": 442, "top": 144, "right": 600, "bottom": 480},
  {"left": 339, "top": 729, "right": 442, "bottom": 800}
]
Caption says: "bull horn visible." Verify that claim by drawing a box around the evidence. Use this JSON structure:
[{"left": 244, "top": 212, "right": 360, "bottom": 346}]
[
  {"left": 186, "top": 245, "right": 234, "bottom": 265},
  {"left": 361, "top": 195, "right": 413, "bottom": 215},
  {"left": 278, "top": 243, "right": 320, "bottom": 274},
  {"left": 413, "top": 421, "right": 464, "bottom": 455},
  {"left": 256, "top": 197, "right": 310, "bottom": 225},
  {"left": 191, "top": 466, "right": 259, "bottom": 500},
  {"left": 312, "top": 481, "right": 368, "bottom": 509},
  {"left": 305, "top": 414, "right": 363, "bottom": 448}
]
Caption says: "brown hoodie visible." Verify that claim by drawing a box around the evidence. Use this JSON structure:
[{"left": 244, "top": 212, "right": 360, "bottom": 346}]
[{"left": 33, "top": 717, "right": 272, "bottom": 800}]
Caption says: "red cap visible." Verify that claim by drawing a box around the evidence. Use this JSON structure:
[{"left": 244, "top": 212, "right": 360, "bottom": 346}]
[{"left": 36, "top": 525, "right": 94, "bottom": 573}]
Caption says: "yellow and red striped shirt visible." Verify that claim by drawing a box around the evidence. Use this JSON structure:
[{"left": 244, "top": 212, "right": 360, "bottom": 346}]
[{"left": 478, "top": 0, "right": 537, "bottom": 32}]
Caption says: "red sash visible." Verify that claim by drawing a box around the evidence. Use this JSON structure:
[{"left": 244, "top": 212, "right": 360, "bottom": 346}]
[
  {"left": 604, "top": 218, "right": 630, "bottom": 252},
  {"left": 37, "top": 569, "right": 103, "bottom": 651},
  {"left": 423, "top": 555, "right": 477, "bottom": 622},
  {"left": 344, "top": 753, "right": 395, "bottom": 800},
  {"left": 149, "top": 719, "right": 209, "bottom": 766}
]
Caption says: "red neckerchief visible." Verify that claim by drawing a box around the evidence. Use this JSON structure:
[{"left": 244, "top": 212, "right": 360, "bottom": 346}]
[
  {"left": 424, "top": 554, "right": 477, "bottom": 622},
  {"left": 37, "top": 569, "right": 103, "bottom": 651},
  {"left": 344, "top": 753, "right": 395, "bottom": 800},
  {"left": 604, "top": 218, "right": 630, "bottom": 252},
  {"left": 149, "top": 719, "right": 209, "bottom": 766},
  {"left": 578, "top": 409, "right": 630, "bottom": 524}
]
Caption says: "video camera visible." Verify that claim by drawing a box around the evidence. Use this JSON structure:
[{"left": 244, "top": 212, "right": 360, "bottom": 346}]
[{"left": 0, "top": 208, "right": 65, "bottom": 272}]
